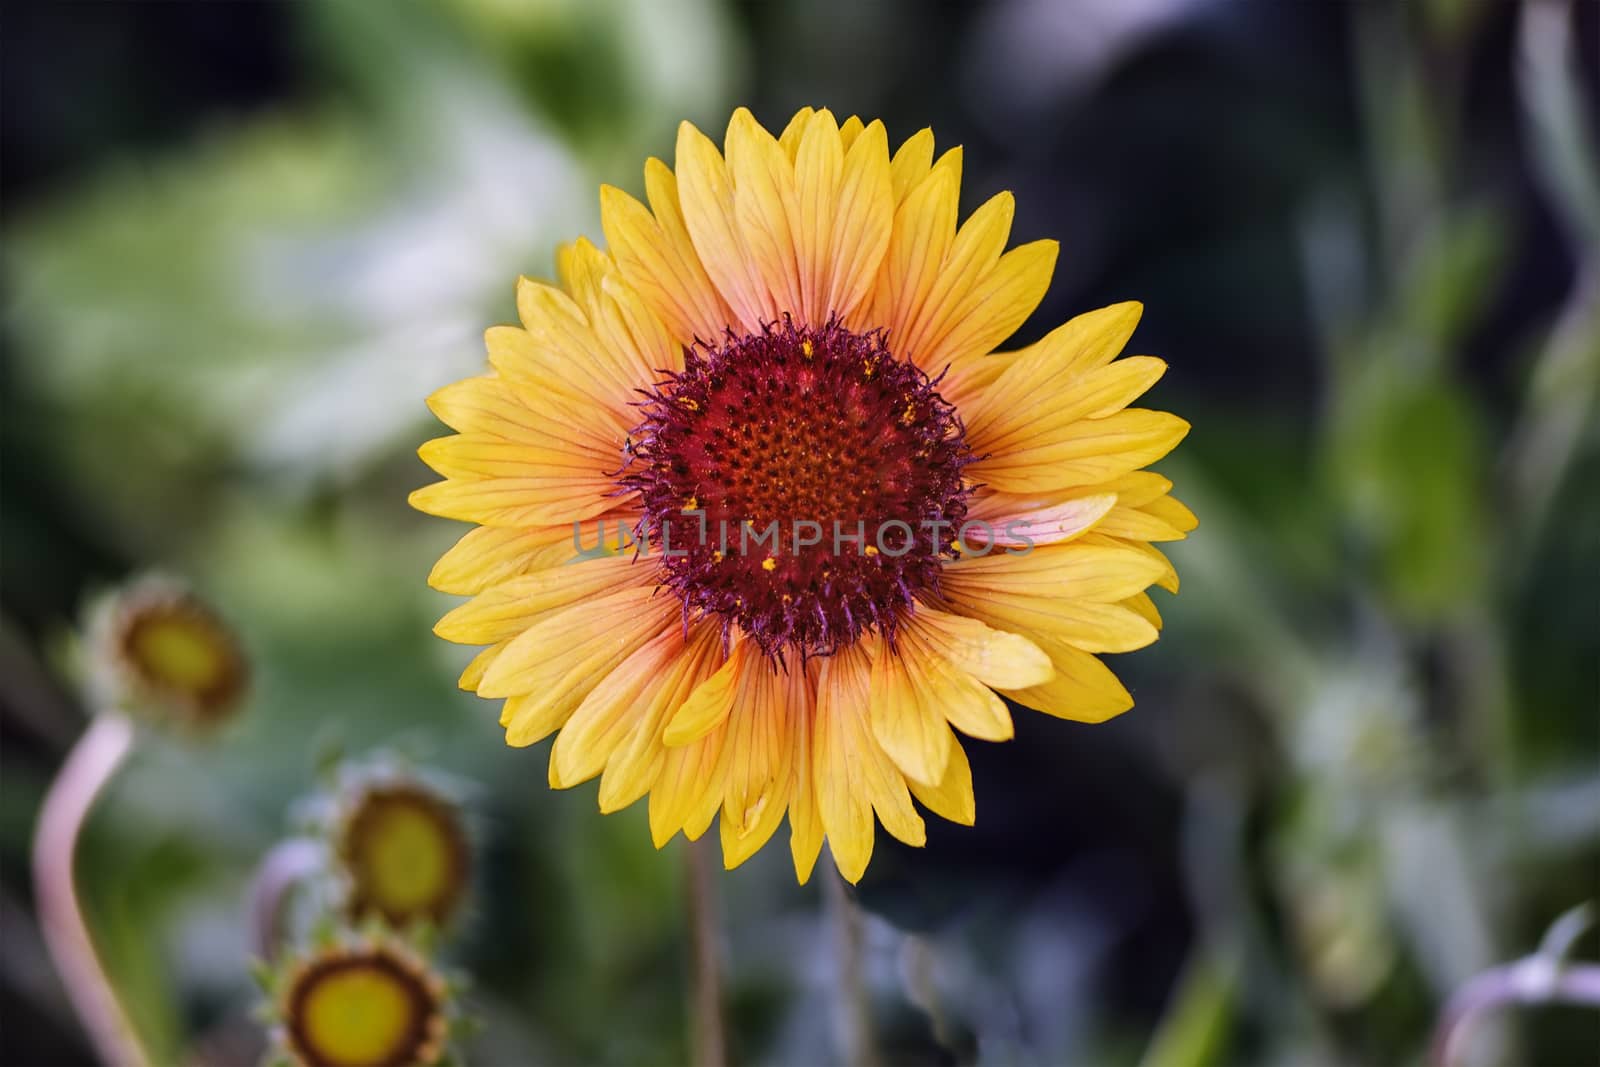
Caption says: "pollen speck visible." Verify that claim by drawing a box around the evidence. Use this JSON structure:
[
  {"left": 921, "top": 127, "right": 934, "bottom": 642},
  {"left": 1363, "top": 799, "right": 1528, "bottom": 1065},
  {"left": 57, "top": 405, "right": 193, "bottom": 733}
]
[{"left": 761, "top": 556, "right": 777, "bottom": 571}]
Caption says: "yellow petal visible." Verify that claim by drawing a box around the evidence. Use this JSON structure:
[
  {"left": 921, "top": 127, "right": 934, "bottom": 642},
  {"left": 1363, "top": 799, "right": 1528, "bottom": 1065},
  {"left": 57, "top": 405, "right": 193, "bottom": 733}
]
[
  {"left": 963, "top": 302, "right": 1144, "bottom": 435},
  {"left": 970, "top": 355, "right": 1168, "bottom": 456},
  {"left": 649, "top": 720, "right": 729, "bottom": 848},
  {"left": 417, "top": 433, "right": 613, "bottom": 481},
  {"left": 597, "top": 624, "right": 725, "bottom": 814},
  {"left": 906, "top": 738, "right": 975, "bottom": 825},
  {"left": 458, "top": 640, "right": 508, "bottom": 691},
  {"left": 676, "top": 119, "right": 777, "bottom": 332},
  {"left": 663, "top": 638, "right": 749, "bottom": 746},
  {"left": 868, "top": 635, "right": 955, "bottom": 786},
  {"left": 937, "top": 348, "right": 1017, "bottom": 413},
  {"left": 941, "top": 591, "right": 1159, "bottom": 655},
  {"left": 1122, "top": 591, "right": 1163, "bottom": 630},
  {"left": 920, "top": 658, "right": 1014, "bottom": 743},
  {"left": 1081, "top": 533, "right": 1181, "bottom": 594},
  {"left": 551, "top": 625, "right": 682, "bottom": 788},
  {"left": 970, "top": 409, "right": 1191, "bottom": 495},
  {"left": 719, "top": 658, "right": 795, "bottom": 847},
  {"left": 719, "top": 781, "right": 788, "bottom": 870},
  {"left": 815, "top": 643, "right": 925, "bottom": 883},
  {"left": 427, "top": 524, "right": 583, "bottom": 595},
  {"left": 1092, "top": 505, "right": 1190, "bottom": 543},
  {"left": 433, "top": 556, "right": 650, "bottom": 645},
  {"left": 960, "top": 492, "right": 1117, "bottom": 550},
  {"left": 837, "top": 114, "right": 865, "bottom": 151},
  {"left": 600, "top": 167, "right": 733, "bottom": 345},
  {"left": 894, "top": 190, "right": 1015, "bottom": 367},
  {"left": 997, "top": 638, "right": 1134, "bottom": 724},
  {"left": 864, "top": 150, "right": 959, "bottom": 340},
  {"left": 793, "top": 108, "right": 844, "bottom": 321},
  {"left": 727, "top": 107, "right": 805, "bottom": 316},
  {"left": 1143, "top": 493, "right": 1198, "bottom": 534},
  {"left": 788, "top": 665, "right": 825, "bottom": 883},
  {"left": 408, "top": 476, "right": 617, "bottom": 530},
  {"left": 500, "top": 289, "right": 641, "bottom": 434},
  {"left": 889, "top": 128, "right": 935, "bottom": 204},
  {"left": 776, "top": 107, "right": 816, "bottom": 160},
  {"left": 944, "top": 542, "right": 1168, "bottom": 604},
  {"left": 557, "top": 237, "right": 683, "bottom": 380},
  {"left": 497, "top": 692, "right": 577, "bottom": 748},
  {"left": 1103, "top": 471, "right": 1174, "bottom": 509},
  {"left": 423, "top": 374, "right": 529, "bottom": 437},
  {"left": 916, "top": 238, "right": 1058, "bottom": 375},
  {"left": 907, "top": 604, "right": 1053, "bottom": 689},
  {"left": 479, "top": 585, "right": 675, "bottom": 700},
  {"left": 823, "top": 119, "right": 893, "bottom": 321},
  {"left": 425, "top": 372, "right": 616, "bottom": 461}
]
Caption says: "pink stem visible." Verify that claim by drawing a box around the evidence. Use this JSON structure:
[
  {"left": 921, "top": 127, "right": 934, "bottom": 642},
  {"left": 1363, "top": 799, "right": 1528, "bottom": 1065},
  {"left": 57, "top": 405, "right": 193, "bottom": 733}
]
[
  {"left": 248, "top": 838, "right": 323, "bottom": 961},
  {"left": 1431, "top": 959, "right": 1600, "bottom": 1067},
  {"left": 32, "top": 713, "right": 149, "bottom": 1067}
]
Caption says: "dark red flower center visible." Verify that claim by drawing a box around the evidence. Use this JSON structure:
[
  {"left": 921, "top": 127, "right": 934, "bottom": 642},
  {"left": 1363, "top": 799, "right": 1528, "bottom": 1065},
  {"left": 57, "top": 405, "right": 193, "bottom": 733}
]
[{"left": 624, "top": 318, "right": 971, "bottom": 658}]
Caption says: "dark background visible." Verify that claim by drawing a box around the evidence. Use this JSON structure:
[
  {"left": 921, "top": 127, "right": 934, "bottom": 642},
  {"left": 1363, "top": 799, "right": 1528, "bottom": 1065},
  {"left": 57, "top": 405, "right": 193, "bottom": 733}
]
[{"left": 4, "top": 1, "right": 1597, "bottom": 1064}]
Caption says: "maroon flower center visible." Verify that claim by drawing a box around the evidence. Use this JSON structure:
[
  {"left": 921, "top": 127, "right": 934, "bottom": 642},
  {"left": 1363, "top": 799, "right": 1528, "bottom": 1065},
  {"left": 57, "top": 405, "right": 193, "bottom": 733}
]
[{"left": 624, "top": 318, "right": 971, "bottom": 658}]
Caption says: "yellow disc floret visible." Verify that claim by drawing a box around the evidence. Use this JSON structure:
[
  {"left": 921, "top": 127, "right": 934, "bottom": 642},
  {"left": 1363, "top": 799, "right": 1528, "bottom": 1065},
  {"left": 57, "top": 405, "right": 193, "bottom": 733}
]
[
  {"left": 336, "top": 781, "right": 470, "bottom": 929},
  {"left": 87, "top": 576, "right": 248, "bottom": 731},
  {"left": 281, "top": 941, "right": 448, "bottom": 1067}
]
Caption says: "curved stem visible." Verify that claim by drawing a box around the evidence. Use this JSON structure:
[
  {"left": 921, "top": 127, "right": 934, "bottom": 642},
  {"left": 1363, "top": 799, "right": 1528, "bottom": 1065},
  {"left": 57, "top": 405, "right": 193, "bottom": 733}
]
[
  {"left": 32, "top": 713, "right": 149, "bottom": 1067},
  {"left": 1431, "top": 959, "right": 1600, "bottom": 1067},
  {"left": 249, "top": 838, "right": 324, "bottom": 960},
  {"left": 685, "top": 836, "right": 727, "bottom": 1067}
]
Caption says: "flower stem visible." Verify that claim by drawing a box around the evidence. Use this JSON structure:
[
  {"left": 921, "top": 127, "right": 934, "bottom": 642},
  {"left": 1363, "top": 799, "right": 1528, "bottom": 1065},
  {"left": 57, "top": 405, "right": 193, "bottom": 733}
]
[
  {"left": 825, "top": 868, "right": 879, "bottom": 1067},
  {"left": 249, "top": 838, "right": 323, "bottom": 960},
  {"left": 1431, "top": 959, "right": 1600, "bottom": 1067},
  {"left": 685, "top": 835, "right": 727, "bottom": 1067},
  {"left": 32, "top": 713, "right": 149, "bottom": 1067}
]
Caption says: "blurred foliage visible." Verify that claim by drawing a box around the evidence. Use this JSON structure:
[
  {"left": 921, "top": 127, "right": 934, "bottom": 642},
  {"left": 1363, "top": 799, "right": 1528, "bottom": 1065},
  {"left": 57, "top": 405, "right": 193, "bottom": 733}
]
[{"left": 3, "top": 1, "right": 1598, "bottom": 1066}]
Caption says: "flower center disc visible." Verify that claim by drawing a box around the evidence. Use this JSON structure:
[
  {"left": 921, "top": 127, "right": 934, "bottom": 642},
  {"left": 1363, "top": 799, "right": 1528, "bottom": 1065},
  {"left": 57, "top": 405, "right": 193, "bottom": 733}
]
[
  {"left": 627, "top": 319, "right": 971, "bottom": 657},
  {"left": 286, "top": 950, "right": 440, "bottom": 1067},
  {"left": 339, "top": 786, "right": 469, "bottom": 927}
]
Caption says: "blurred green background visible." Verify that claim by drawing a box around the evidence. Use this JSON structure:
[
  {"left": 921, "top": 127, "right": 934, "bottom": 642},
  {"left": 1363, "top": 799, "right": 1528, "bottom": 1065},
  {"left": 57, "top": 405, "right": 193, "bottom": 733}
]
[{"left": 3, "top": 1, "right": 1597, "bottom": 1064}]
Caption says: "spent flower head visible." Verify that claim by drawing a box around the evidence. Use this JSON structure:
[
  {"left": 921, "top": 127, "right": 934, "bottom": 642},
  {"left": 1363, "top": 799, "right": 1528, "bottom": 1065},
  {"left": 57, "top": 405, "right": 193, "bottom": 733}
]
[
  {"left": 83, "top": 574, "right": 248, "bottom": 733},
  {"left": 260, "top": 934, "right": 461, "bottom": 1067}
]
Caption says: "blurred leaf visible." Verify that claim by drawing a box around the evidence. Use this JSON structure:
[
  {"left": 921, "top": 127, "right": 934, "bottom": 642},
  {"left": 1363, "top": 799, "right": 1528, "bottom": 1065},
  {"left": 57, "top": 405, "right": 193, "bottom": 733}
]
[
  {"left": 1330, "top": 373, "right": 1486, "bottom": 621},
  {"left": 1398, "top": 207, "right": 1506, "bottom": 368},
  {"left": 1140, "top": 951, "right": 1236, "bottom": 1067}
]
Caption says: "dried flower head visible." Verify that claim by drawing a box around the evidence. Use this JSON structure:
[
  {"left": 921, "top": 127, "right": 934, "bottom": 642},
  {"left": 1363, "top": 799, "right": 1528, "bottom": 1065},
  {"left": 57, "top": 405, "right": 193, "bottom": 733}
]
[
  {"left": 331, "top": 773, "right": 472, "bottom": 931},
  {"left": 271, "top": 938, "right": 452, "bottom": 1067},
  {"left": 85, "top": 576, "right": 248, "bottom": 732}
]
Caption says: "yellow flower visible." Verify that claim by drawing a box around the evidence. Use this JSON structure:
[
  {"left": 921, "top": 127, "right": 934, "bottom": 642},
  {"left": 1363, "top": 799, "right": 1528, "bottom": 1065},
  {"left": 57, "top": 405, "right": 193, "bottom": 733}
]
[{"left": 411, "top": 108, "right": 1194, "bottom": 883}]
